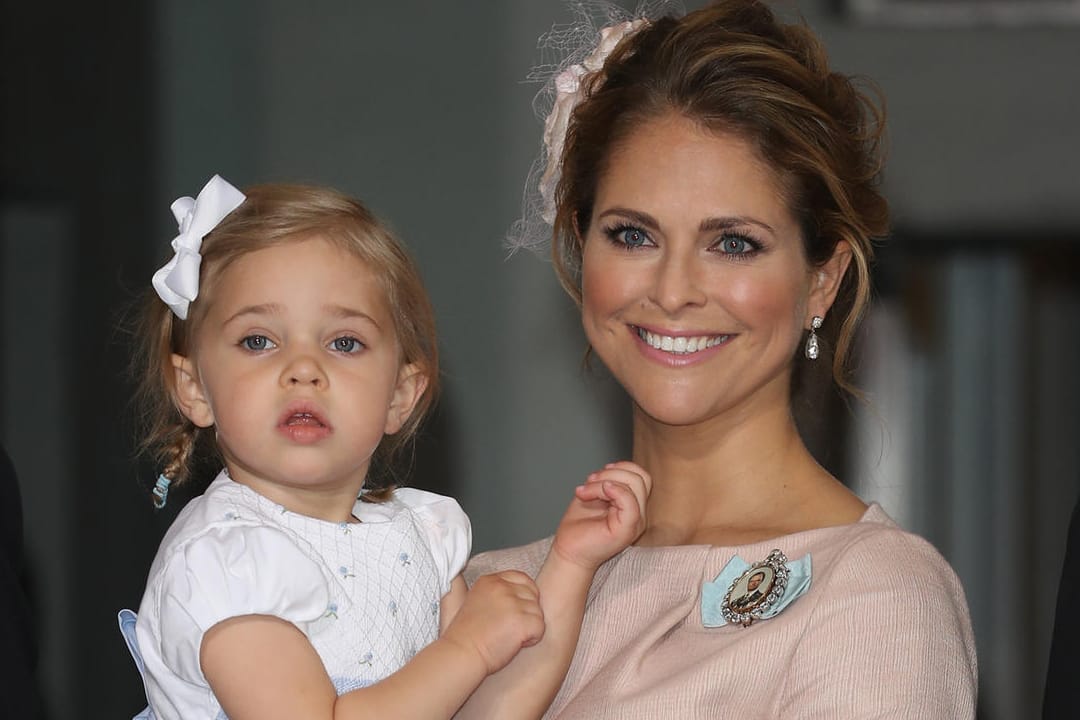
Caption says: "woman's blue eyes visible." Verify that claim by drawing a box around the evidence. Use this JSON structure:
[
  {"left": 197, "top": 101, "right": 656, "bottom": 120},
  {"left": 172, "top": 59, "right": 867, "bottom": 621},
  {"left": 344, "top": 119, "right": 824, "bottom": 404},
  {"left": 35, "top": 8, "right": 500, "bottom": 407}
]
[
  {"left": 604, "top": 224, "right": 760, "bottom": 256},
  {"left": 616, "top": 227, "right": 649, "bottom": 248},
  {"left": 240, "top": 335, "right": 275, "bottom": 351},
  {"left": 718, "top": 235, "right": 755, "bottom": 255},
  {"left": 238, "top": 335, "right": 363, "bottom": 353}
]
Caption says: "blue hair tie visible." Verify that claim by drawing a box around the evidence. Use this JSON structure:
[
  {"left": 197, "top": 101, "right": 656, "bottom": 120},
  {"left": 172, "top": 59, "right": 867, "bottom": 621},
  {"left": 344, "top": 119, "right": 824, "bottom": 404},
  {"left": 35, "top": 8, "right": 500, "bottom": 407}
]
[{"left": 152, "top": 474, "right": 172, "bottom": 509}]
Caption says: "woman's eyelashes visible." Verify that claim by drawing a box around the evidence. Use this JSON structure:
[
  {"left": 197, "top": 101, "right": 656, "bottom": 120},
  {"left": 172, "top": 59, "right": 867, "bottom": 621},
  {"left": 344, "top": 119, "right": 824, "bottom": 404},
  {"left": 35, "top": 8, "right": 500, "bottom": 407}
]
[
  {"left": 601, "top": 222, "right": 764, "bottom": 259},
  {"left": 712, "top": 232, "right": 763, "bottom": 259},
  {"left": 603, "top": 223, "right": 653, "bottom": 250}
]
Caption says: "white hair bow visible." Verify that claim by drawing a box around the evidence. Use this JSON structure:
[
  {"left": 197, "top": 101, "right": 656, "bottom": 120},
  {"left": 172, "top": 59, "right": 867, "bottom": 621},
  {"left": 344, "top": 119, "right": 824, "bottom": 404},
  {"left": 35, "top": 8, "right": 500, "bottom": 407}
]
[{"left": 151, "top": 174, "right": 246, "bottom": 319}]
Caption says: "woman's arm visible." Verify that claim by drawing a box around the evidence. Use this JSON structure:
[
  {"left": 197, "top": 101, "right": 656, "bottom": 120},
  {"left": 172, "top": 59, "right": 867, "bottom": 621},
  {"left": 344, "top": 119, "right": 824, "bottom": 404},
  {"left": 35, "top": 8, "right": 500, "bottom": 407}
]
[
  {"left": 780, "top": 532, "right": 978, "bottom": 719},
  {"left": 201, "top": 571, "right": 544, "bottom": 720}
]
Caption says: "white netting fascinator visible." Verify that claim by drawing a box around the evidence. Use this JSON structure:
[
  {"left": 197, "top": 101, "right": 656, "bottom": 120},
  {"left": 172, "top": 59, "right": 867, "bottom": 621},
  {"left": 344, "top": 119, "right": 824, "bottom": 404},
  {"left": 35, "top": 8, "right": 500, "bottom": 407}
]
[{"left": 507, "top": 0, "right": 683, "bottom": 256}]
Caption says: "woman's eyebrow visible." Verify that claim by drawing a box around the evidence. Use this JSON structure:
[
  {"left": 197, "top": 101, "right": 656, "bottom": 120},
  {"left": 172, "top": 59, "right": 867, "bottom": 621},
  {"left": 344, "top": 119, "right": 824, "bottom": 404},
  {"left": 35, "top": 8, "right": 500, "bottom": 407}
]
[
  {"left": 699, "top": 216, "right": 775, "bottom": 235},
  {"left": 596, "top": 207, "right": 661, "bottom": 232},
  {"left": 597, "top": 207, "right": 776, "bottom": 235}
]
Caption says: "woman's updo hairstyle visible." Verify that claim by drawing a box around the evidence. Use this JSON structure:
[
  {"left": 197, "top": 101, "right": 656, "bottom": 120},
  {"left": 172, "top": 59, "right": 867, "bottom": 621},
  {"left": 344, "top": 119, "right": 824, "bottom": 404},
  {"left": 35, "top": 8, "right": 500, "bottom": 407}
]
[{"left": 552, "top": 0, "right": 889, "bottom": 395}]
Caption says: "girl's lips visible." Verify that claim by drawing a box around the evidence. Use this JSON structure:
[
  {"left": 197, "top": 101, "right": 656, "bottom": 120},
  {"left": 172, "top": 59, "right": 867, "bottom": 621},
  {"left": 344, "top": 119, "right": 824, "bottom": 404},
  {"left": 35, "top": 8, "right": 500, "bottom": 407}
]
[{"left": 277, "top": 403, "right": 331, "bottom": 444}]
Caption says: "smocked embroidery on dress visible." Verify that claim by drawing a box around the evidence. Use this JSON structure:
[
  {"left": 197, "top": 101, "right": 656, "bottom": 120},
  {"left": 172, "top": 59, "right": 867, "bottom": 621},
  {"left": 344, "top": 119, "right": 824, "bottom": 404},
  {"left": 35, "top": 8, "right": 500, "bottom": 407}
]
[{"left": 122, "top": 472, "right": 469, "bottom": 720}]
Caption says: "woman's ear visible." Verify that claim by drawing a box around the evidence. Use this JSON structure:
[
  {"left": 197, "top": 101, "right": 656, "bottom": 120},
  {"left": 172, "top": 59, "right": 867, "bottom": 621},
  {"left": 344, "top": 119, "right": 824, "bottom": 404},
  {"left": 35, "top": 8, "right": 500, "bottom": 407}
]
[
  {"left": 170, "top": 354, "right": 215, "bottom": 428},
  {"left": 384, "top": 363, "right": 428, "bottom": 435},
  {"left": 807, "top": 240, "right": 853, "bottom": 323}
]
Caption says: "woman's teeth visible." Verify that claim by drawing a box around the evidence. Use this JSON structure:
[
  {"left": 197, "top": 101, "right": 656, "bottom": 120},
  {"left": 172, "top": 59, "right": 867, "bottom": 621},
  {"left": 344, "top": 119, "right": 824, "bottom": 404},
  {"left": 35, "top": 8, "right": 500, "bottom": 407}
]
[{"left": 637, "top": 328, "right": 728, "bottom": 354}]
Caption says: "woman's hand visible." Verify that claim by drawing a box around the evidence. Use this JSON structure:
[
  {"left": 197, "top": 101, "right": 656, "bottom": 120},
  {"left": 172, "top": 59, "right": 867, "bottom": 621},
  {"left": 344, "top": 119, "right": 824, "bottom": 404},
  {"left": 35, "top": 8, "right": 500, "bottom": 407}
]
[{"left": 552, "top": 460, "right": 651, "bottom": 572}]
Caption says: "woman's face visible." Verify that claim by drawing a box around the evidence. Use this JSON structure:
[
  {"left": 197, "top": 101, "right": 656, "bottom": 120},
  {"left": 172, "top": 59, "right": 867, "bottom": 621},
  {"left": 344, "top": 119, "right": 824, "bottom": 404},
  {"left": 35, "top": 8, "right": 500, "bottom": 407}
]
[{"left": 580, "top": 113, "right": 840, "bottom": 428}]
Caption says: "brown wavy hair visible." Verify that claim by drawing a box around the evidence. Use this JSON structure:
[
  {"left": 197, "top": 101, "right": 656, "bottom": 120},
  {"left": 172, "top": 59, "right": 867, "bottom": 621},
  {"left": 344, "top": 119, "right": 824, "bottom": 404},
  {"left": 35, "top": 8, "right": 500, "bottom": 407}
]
[
  {"left": 551, "top": 0, "right": 889, "bottom": 396},
  {"left": 132, "top": 184, "right": 439, "bottom": 498}
]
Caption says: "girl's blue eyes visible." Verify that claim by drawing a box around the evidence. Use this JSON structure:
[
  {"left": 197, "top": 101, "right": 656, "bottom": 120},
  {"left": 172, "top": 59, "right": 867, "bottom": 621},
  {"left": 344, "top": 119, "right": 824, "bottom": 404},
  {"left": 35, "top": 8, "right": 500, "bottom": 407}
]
[
  {"left": 238, "top": 335, "right": 364, "bottom": 353},
  {"left": 240, "top": 335, "right": 275, "bottom": 351},
  {"left": 331, "top": 336, "right": 363, "bottom": 353}
]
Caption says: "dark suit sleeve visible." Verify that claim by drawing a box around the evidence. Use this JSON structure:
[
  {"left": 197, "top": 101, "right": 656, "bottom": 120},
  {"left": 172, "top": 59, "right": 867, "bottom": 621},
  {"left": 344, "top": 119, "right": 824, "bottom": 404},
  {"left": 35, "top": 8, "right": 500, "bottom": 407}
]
[
  {"left": 1044, "top": 497, "right": 1080, "bottom": 719},
  {"left": 0, "top": 444, "right": 43, "bottom": 719}
]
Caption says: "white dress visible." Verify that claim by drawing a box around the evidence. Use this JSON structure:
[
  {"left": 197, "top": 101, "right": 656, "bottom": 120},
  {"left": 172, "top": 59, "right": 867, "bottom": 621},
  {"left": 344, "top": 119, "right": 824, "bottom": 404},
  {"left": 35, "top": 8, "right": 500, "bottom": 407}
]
[{"left": 127, "top": 471, "right": 471, "bottom": 720}]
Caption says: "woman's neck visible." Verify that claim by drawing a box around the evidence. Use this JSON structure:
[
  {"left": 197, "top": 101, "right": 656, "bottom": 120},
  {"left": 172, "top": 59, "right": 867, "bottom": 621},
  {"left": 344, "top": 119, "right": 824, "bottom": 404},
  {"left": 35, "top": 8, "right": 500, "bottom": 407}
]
[{"left": 631, "top": 402, "right": 865, "bottom": 547}]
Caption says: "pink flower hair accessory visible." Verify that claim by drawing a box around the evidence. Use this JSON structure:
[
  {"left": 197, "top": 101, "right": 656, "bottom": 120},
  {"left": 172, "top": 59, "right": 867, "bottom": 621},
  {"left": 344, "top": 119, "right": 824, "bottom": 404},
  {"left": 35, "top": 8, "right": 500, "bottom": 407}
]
[
  {"left": 537, "top": 19, "right": 648, "bottom": 226},
  {"left": 507, "top": 1, "right": 681, "bottom": 256}
]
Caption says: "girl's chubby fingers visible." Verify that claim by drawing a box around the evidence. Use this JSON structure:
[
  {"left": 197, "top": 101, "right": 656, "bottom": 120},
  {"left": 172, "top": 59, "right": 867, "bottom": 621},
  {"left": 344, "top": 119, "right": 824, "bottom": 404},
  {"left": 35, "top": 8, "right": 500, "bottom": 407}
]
[
  {"left": 575, "top": 476, "right": 642, "bottom": 512},
  {"left": 574, "top": 479, "right": 630, "bottom": 507},
  {"left": 489, "top": 570, "right": 541, "bottom": 603},
  {"left": 574, "top": 477, "right": 618, "bottom": 502},
  {"left": 602, "top": 461, "right": 653, "bottom": 495},
  {"left": 591, "top": 462, "right": 651, "bottom": 516},
  {"left": 575, "top": 480, "right": 643, "bottom": 530},
  {"left": 492, "top": 569, "right": 538, "bottom": 590}
]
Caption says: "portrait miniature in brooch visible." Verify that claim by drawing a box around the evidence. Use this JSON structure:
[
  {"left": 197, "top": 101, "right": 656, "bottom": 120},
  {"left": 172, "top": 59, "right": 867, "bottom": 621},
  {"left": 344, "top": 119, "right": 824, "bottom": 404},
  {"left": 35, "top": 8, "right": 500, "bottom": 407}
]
[{"left": 722, "top": 549, "right": 790, "bottom": 627}]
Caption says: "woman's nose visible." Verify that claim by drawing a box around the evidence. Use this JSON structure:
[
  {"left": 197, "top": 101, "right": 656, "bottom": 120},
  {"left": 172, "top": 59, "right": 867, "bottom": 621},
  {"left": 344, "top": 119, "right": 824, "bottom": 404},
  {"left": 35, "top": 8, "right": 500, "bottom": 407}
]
[{"left": 650, "top": 248, "right": 707, "bottom": 314}]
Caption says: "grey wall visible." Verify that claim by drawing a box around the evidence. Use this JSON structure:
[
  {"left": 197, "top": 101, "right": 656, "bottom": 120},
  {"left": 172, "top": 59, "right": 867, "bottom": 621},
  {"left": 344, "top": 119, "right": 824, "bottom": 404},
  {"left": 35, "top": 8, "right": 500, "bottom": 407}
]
[{"left": 2, "top": 1, "right": 1078, "bottom": 718}]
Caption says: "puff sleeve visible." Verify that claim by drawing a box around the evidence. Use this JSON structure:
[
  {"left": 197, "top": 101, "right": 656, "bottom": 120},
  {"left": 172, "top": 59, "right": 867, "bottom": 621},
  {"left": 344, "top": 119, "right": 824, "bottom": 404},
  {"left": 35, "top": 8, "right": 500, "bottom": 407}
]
[
  {"left": 152, "top": 525, "right": 331, "bottom": 685},
  {"left": 395, "top": 488, "right": 472, "bottom": 595}
]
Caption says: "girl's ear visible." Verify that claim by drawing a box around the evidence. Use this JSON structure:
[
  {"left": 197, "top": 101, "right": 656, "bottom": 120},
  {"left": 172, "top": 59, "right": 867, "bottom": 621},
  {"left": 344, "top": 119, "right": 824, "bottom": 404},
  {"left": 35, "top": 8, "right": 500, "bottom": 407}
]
[
  {"left": 806, "top": 240, "right": 853, "bottom": 323},
  {"left": 384, "top": 363, "right": 427, "bottom": 435},
  {"left": 171, "top": 354, "right": 215, "bottom": 428}
]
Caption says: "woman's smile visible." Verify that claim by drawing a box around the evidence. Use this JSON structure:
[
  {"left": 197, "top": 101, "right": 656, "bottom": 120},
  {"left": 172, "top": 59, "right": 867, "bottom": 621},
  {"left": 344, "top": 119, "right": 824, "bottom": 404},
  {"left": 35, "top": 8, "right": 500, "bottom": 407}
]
[{"left": 631, "top": 325, "right": 735, "bottom": 366}]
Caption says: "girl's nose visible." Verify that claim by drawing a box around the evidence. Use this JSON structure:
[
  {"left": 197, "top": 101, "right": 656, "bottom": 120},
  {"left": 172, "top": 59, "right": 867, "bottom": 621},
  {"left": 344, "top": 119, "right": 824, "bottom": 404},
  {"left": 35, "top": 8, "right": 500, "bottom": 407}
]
[{"left": 280, "top": 353, "right": 327, "bottom": 388}]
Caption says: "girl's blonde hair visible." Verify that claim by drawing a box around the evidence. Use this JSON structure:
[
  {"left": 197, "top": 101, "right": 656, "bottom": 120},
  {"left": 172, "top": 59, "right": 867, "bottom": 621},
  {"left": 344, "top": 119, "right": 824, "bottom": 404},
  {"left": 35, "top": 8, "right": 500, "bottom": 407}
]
[{"left": 132, "top": 184, "right": 439, "bottom": 497}]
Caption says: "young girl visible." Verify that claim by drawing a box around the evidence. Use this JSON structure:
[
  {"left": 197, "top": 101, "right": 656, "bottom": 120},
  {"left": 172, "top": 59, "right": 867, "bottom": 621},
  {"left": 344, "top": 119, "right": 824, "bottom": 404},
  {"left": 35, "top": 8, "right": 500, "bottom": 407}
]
[{"left": 120, "top": 175, "right": 650, "bottom": 720}]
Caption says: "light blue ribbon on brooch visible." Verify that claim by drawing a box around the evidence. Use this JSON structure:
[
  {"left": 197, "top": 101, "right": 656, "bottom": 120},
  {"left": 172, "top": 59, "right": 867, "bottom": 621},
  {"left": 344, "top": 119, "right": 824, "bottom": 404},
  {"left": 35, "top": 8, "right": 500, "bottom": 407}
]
[{"left": 701, "top": 552, "right": 813, "bottom": 627}]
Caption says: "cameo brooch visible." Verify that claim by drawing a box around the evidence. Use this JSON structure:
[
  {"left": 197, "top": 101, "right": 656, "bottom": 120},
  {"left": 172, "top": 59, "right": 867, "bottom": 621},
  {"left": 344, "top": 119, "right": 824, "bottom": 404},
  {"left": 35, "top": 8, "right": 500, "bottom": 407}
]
[
  {"left": 721, "top": 549, "right": 789, "bottom": 627},
  {"left": 700, "top": 549, "right": 812, "bottom": 628}
]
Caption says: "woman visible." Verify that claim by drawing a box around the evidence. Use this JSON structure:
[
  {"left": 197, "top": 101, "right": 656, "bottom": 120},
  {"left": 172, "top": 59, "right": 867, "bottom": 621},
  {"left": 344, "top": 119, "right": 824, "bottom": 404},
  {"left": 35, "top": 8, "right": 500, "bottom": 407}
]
[{"left": 467, "top": 1, "right": 977, "bottom": 717}]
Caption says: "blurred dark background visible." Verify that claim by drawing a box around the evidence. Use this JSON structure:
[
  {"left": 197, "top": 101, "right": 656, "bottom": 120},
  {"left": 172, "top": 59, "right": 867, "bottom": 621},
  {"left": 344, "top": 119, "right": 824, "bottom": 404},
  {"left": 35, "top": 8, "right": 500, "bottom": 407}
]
[{"left": 2, "top": 1, "right": 1078, "bottom": 718}]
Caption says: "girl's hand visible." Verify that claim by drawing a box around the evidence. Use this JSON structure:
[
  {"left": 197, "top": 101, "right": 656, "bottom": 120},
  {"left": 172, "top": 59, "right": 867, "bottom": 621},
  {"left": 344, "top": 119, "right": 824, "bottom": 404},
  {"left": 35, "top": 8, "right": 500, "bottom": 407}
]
[
  {"left": 441, "top": 571, "right": 545, "bottom": 676},
  {"left": 552, "top": 460, "right": 651, "bottom": 572}
]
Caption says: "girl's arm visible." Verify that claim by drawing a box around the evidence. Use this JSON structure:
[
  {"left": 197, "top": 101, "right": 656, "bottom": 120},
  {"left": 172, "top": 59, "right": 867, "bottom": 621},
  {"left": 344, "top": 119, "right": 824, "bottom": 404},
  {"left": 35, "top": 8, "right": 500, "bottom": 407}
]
[
  {"left": 456, "top": 461, "right": 651, "bottom": 720},
  {"left": 440, "top": 574, "right": 468, "bottom": 633},
  {"left": 201, "top": 571, "right": 543, "bottom": 720}
]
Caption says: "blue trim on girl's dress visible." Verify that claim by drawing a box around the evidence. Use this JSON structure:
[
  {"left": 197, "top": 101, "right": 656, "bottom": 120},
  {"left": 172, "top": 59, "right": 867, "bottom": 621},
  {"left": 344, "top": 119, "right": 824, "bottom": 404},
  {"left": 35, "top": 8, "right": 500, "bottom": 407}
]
[{"left": 117, "top": 609, "right": 156, "bottom": 719}]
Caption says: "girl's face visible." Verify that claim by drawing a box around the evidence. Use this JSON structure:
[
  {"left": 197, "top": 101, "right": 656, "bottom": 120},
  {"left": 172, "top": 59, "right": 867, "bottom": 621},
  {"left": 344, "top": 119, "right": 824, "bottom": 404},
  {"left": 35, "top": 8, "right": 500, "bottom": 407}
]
[
  {"left": 171, "top": 236, "right": 424, "bottom": 511},
  {"left": 580, "top": 113, "right": 847, "bottom": 429}
]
